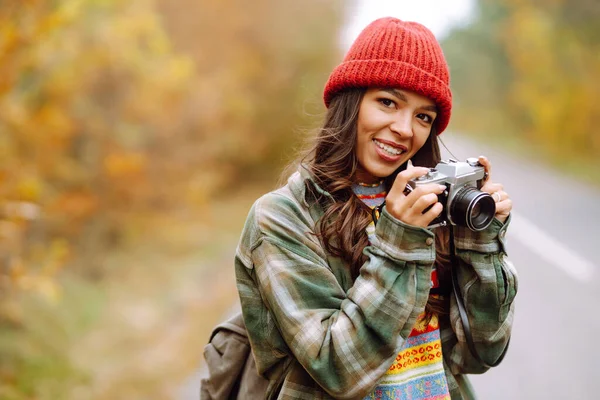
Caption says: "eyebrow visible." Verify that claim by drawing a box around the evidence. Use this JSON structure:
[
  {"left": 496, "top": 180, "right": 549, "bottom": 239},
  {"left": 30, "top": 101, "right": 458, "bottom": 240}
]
[{"left": 382, "top": 88, "right": 438, "bottom": 113}]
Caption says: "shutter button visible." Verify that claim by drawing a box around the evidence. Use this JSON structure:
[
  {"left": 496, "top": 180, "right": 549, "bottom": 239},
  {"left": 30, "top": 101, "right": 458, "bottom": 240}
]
[{"left": 425, "top": 237, "right": 434, "bottom": 246}]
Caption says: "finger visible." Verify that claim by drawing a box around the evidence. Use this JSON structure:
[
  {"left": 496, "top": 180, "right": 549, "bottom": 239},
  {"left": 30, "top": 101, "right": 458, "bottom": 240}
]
[
  {"left": 478, "top": 155, "right": 491, "bottom": 172},
  {"left": 478, "top": 155, "right": 492, "bottom": 182},
  {"left": 387, "top": 167, "right": 430, "bottom": 200},
  {"left": 385, "top": 167, "right": 431, "bottom": 220},
  {"left": 411, "top": 192, "right": 440, "bottom": 215},
  {"left": 492, "top": 191, "right": 502, "bottom": 203},
  {"left": 416, "top": 202, "right": 443, "bottom": 227},
  {"left": 480, "top": 182, "right": 504, "bottom": 194},
  {"left": 495, "top": 198, "right": 513, "bottom": 214},
  {"left": 387, "top": 182, "right": 445, "bottom": 224},
  {"left": 493, "top": 190, "right": 508, "bottom": 203},
  {"left": 404, "top": 183, "right": 446, "bottom": 209},
  {"left": 481, "top": 182, "right": 503, "bottom": 194}
]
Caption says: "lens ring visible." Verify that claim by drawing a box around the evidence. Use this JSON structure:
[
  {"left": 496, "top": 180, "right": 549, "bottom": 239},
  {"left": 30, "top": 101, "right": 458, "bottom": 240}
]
[
  {"left": 450, "top": 187, "right": 496, "bottom": 231},
  {"left": 466, "top": 194, "right": 496, "bottom": 231}
]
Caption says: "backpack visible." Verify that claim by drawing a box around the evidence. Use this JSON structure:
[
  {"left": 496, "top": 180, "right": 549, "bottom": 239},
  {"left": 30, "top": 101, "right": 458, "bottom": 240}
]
[{"left": 200, "top": 312, "right": 269, "bottom": 400}]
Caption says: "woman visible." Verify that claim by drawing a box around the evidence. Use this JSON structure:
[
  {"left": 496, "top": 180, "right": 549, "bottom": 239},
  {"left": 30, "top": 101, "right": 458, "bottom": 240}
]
[{"left": 235, "top": 17, "right": 517, "bottom": 399}]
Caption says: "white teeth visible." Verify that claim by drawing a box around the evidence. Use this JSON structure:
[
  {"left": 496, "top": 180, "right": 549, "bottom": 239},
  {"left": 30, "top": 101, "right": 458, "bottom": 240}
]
[{"left": 374, "top": 139, "right": 403, "bottom": 156}]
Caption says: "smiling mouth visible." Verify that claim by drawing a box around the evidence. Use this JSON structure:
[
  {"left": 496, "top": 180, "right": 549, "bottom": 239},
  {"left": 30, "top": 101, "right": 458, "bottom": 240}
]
[{"left": 373, "top": 139, "right": 407, "bottom": 156}]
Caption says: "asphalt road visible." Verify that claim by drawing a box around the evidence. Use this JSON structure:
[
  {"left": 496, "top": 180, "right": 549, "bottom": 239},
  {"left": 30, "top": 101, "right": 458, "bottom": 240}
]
[
  {"left": 441, "top": 133, "right": 600, "bottom": 399},
  {"left": 183, "top": 132, "right": 600, "bottom": 399}
]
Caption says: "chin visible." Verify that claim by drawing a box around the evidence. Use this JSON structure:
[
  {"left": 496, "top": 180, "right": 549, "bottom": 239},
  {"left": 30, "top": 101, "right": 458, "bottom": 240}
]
[
  {"left": 370, "top": 167, "right": 397, "bottom": 180},
  {"left": 378, "top": 163, "right": 407, "bottom": 177}
]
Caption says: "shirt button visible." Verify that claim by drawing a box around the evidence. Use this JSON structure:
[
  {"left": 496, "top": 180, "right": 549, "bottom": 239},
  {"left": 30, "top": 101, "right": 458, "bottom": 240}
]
[{"left": 426, "top": 237, "right": 434, "bottom": 246}]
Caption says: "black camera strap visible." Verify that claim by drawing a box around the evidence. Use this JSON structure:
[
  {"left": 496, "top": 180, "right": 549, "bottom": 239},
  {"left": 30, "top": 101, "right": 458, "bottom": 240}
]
[{"left": 448, "top": 228, "right": 510, "bottom": 369}]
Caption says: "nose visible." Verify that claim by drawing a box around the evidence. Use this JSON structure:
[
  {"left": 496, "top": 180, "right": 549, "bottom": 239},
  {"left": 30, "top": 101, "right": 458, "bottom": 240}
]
[{"left": 389, "top": 112, "right": 413, "bottom": 138}]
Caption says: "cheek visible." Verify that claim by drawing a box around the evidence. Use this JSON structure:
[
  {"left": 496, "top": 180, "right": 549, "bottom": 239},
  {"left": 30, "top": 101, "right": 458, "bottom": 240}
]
[
  {"left": 356, "top": 130, "right": 372, "bottom": 160},
  {"left": 356, "top": 111, "right": 380, "bottom": 148},
  {"left": 357, "top": 103, "right": 386, "bottom": 133}
]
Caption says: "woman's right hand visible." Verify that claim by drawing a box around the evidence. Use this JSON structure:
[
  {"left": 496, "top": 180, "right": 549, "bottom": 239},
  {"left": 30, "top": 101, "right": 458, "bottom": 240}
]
[{"left": 385, "top": 167, "right": 446, "bottom": 228}]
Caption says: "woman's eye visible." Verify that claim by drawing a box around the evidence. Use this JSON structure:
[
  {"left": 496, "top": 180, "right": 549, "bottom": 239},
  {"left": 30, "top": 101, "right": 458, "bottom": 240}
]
[
  {"left": 378, "top": 98, "right": 395, "bottom": 108},
  {"left": 417, "top": 113, "right": 434, "bottom": 124}
]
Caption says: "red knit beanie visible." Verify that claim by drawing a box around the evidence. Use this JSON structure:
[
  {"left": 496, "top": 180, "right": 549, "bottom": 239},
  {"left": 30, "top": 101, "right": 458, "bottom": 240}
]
[{"left": 323, "top": 17, "right": 452, "bottom": 134}]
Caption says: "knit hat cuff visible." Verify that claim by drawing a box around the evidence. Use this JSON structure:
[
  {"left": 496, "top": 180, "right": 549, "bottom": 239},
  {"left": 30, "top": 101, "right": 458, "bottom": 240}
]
[{"left": 323, "top": 59, "right": 452, "bottom": 134}]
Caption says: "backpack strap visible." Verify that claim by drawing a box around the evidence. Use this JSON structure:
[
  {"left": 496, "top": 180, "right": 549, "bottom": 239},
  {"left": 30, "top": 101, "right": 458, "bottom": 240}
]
[{"left": 209, "top": 312, "right": 247, "bottom": 342}]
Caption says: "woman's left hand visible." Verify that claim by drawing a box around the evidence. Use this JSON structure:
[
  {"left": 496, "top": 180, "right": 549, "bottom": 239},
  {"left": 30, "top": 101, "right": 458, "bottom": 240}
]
[{"left": 478, "top": 156, "right": 512, "bottom": 224}]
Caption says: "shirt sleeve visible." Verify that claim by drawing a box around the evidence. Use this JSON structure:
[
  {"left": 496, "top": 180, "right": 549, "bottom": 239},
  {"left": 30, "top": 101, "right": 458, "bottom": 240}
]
[
  {"left": 441, "top": 215, "right": 518, "bottom": 374},
  {"left": 249, "top": 197, "right": 436, "bottom": 399}
]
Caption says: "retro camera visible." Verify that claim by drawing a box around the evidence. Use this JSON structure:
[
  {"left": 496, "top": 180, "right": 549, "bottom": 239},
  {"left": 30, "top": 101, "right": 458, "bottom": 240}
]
[{"left": 406, "top": 158, "right": 496, "bottom": 231}]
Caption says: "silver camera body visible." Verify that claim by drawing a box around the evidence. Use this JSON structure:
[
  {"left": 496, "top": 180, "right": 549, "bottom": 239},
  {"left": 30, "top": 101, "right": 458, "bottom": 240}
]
[{"left": 408, "top": 158, "right": 496, "bottom": 231}]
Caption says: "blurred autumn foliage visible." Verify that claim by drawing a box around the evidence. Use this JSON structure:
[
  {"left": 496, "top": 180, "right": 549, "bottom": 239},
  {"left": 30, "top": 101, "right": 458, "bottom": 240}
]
[
  {"left": 443, "top": 0, "right": 600, "bottom": 179},
  {"left": 0, "top": 0, "right": 342, "bottom": 398},
  {"left": 1, "top": 0, "right": 193, "bottom": 299},
  {"left": 6, "top": 0, "right": 597, "bottom": 396}
]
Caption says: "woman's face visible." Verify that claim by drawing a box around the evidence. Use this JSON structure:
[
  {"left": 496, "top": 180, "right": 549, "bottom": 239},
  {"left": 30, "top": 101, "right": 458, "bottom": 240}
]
[{"left": 354, "top": 88, "right": 437, "bottom": 184}]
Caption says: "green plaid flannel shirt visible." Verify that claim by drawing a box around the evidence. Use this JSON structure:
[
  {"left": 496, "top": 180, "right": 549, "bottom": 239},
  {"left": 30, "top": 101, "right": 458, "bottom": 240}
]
[{"left": 235, "top": 167, "right": 517, "bottom": 399}]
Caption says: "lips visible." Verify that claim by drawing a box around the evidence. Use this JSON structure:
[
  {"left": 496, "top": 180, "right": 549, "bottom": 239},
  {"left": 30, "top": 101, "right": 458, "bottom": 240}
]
[{"left": 373, "top": 138, "right": 408, "bottom": 157}]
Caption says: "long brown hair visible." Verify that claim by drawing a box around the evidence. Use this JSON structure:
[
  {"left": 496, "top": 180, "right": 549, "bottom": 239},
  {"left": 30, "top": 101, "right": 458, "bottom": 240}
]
[{"left": 298, "top": 88, "right": 450, "bottom": 316}]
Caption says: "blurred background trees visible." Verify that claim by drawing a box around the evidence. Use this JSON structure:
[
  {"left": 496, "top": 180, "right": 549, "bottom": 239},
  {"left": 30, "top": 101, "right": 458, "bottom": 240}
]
[
  {"left": 1, "top": 0, "right": 598, "bottom": 398},
  {"left": 0, "top": 0, "right": 341, "bottom": 398},
  {"left": 443, "top": 0, "right": 600, "bottom": 177}
]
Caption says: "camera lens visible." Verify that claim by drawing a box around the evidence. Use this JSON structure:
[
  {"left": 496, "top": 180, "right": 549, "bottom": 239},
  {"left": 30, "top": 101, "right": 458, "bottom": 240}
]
[
  {"left": 450, "top": 187, "right": 496, "bottom": 231},
  {"left": 470, "top": 202, "right": 482, "bottom": 219}
]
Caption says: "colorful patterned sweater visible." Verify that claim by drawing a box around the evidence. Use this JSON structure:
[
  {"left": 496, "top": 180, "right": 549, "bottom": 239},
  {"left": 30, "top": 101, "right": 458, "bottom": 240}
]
[{"left": 353, "top": 182, "right": 451, "bottom": 400}]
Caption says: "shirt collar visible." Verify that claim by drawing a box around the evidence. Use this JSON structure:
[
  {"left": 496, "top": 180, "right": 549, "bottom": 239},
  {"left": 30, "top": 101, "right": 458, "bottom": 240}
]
[{"left": 288, "top": 165, "right": 334, "bottom": 208}]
